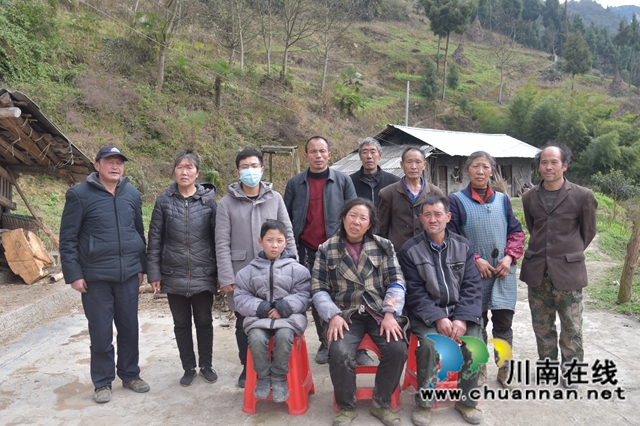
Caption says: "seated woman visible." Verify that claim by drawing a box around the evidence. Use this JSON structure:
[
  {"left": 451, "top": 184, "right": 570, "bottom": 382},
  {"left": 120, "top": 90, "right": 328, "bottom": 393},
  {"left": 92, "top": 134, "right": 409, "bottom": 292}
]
[{"left": 311, "top": 198, "right": 407, "bottom": 426}]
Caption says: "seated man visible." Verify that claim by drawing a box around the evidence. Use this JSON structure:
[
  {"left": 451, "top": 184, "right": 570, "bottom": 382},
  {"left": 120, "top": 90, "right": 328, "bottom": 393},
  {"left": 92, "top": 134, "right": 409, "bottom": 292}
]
[
  {"left": 312, "top": 198, "right": 407, "bottom": 426},
  {"left": 398, "top": 196, "right": 484, "bottom": 426}
]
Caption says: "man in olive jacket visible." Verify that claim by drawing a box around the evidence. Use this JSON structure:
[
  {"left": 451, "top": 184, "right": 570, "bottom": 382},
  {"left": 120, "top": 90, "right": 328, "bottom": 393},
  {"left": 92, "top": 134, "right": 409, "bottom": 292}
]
[
  {"left": 60, "top": 146, "right": 149, "bottom": 404},
  {"left": 520, "top": 145, "right": 597, "bottom": 372}
]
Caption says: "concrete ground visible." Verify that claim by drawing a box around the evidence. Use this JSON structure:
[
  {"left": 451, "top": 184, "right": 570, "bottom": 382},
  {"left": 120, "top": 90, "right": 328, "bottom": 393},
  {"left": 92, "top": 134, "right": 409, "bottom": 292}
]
[{"left": 0, "top": 280, "right": 638, "bottom": 426}]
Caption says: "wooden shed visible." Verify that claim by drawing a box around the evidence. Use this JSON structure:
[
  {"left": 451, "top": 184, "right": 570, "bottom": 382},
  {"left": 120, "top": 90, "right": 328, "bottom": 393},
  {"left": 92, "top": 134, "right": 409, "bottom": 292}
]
[{"left": 332, "top": 124, "right": 540, "bottom": 198}]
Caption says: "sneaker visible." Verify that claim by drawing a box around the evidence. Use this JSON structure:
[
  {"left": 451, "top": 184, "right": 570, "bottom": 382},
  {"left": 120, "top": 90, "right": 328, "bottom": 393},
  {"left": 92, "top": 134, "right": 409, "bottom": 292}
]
[
  {"left": 477, "top": 364, "right": 487, "bottom": 387},
  {"left": 412, "top": 406, "right": 432, "bottom": 426},
  {"left": 237, "top": 367, "right": 247, "bottom": 388},
  {"left": 454, "top": 402, "right": 483, "bottom": 425},
  {"left": 200, "top": 367, "right": 218, "bottom": 384},
  {"left": 315, "top": 345, "right": 329, "bottom": 364},
  {"left": 355, "top": 349, "right": 375, "bottom": 366},
  {"left": 497, "top": 364, "right": 510, "bottom": 389},
  {"left": 370, "top": 405, "right": 401, "bottom": 426},
  {"left": 180, "top": 369, "right": 197, "bottom": 387},
  {"left": 254, "top": 378, "right": 271, "bottom": 399},
  {"left": 122, "top": 378, "right": 150, "bottom": 393},
  {"left": 94, "top": 386, "right": 111, "bottom": 403},
  {"left": 271, "top": 379, "right": 289, "bottom": 403},
  {"left": 333, "top": 409, "right": 358, "bottom": 426}
]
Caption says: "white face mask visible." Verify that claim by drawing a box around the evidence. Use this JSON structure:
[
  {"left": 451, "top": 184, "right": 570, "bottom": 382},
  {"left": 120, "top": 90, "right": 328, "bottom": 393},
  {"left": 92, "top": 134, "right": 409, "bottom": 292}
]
[{"left": 240, "top": 168, "right": 262, "bottom": 187}]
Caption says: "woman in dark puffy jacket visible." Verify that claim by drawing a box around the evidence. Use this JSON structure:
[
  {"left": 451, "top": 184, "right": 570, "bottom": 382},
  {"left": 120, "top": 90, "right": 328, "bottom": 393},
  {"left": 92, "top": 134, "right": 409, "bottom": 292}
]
[{"left": 147, "top": 151, "right": 218, "bottom": 387}]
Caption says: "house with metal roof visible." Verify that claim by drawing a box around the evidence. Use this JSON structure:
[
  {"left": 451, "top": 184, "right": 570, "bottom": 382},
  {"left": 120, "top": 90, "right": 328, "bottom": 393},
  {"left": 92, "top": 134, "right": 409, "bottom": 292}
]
[{"left": 332, "top": 124, "right": 540, "bottom": 197}]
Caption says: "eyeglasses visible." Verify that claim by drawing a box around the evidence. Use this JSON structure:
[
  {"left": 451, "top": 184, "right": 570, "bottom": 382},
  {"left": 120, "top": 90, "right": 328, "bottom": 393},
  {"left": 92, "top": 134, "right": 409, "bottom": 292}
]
[{"left": 238, "top": 163, "right": 262, "bottom": 171}]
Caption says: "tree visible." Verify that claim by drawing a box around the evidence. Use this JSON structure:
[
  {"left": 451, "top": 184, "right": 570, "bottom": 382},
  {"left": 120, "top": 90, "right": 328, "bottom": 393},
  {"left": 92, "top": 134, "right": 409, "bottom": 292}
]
[
  {"left": 255, "top": 0, "right": 275, "bottom": 74},
  {"left": 447, "top": 63, "right": 460, "bottom": 89},
  {"left": 542, "top": 0, "right": 563, "bottom": 57},
  {"left": 421, "top": 0, "right": 478, "bottom": 101},
  {"left": 564, "top": 32, "right": 592, "bottom": 89},
  {"left": 487, "top": 32, "right": 519, "bottom": 103},
  {"left": 619, "top": 199, "right": 640, "bottom": 304},
  {"left": 278, "top": 0, "right": 319, "bottom": 80},
  {"left": 317, "top": 0, "right": 354, "bottom": 93},
  {"left": 498, "top": 0, "right": 522, "bottom": 40},
  {"left": 420, "top": 58, "right": 441, "bottom": 101}
]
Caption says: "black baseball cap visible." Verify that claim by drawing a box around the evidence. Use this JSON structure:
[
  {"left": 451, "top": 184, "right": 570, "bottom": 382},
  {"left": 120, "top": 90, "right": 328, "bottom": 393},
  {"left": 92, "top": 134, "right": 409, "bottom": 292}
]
[{"left": 95, "top": 146, "right": 129, "bottom": 161}]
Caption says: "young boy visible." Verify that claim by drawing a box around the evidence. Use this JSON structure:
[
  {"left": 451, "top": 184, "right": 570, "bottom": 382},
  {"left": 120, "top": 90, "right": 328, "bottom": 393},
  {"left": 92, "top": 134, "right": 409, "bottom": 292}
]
[{"left": 234, "top": 219, "right": 311, "bottom": 402}]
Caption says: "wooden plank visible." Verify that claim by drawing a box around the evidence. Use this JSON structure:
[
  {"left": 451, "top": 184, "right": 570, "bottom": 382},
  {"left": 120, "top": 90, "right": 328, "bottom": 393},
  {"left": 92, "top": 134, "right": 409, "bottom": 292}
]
[
  {"left": 0, "top": 194, "right": 17, "bottom": 210},
  {"left": 0, "top": 108, "right": 21, "bottom": 118},
  {"left": 2, "top": 229, "right": 53, "bottom": 284}
]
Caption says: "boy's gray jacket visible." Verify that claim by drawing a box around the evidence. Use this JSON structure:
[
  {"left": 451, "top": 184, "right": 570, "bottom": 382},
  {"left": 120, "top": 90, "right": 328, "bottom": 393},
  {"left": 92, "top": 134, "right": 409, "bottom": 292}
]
[
  {"left": 146, "top": 182, "right": 217, "bottom": 296},
  {"left": 234, "top": 253, "right": 311, "bottom": 336}
]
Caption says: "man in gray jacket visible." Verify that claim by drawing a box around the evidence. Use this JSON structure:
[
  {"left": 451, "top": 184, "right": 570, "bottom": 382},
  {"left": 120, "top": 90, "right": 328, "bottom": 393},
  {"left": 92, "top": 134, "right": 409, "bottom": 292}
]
[
  {"left": 216, "top": 148, "right": 296, "bottom": 388},
  {"left": 60, "top": 145, "right": 149, "bottom": 404},
  {"left": 283, "top": 136, "right": 357, "bottom": 364}
]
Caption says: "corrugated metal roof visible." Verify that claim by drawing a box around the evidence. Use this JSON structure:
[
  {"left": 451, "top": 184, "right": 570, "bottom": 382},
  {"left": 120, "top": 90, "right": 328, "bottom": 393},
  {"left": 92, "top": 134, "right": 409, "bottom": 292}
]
[
  {"left": 377, "top": 125, "right": 539, "bottom": 158},
  {"left": 332, "top": 144, "right": 433, "bottom": 177}
]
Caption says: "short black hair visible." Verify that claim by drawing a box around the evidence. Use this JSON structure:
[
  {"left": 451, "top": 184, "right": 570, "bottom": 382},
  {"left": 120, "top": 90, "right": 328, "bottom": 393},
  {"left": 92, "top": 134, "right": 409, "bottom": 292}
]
[
  {"left": 235, "top": 148, "right": 264, "bottom": 169},
  {"left": 401, "top": 147, "right": 424, "bottom": 162},
  {"left": 304, "top": 136, "right": 329, "bottom": 153},
  {"left": 260, "top": 219, "right": 288, "bottom": 239},
  {"left": 337, "top": 197, "right": 379, "bottom": 240},
  {"left": 534, "top": 142, "right": 572, "bottom": 167},
  {"left": 420, "top": 195, "right": 450, "bottom": 214}
]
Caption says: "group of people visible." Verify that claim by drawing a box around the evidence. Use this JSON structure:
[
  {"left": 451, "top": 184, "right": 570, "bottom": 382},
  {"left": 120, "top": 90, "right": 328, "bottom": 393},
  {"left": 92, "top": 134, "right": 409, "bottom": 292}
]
[{"left": 59, "top": 136, "right": 597, "bottom": 426}]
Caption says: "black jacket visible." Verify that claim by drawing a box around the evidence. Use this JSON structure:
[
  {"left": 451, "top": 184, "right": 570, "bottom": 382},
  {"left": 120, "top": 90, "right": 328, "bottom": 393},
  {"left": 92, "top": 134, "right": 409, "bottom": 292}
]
[
  {"left": 147, "top": 183, "right": 217, "bottom": 296},
  {"left": 60, "top": 173, "right": 146, "bottom": 284},
  {"left": 349, "top": 166, "right": 399, "bottom": 208}
]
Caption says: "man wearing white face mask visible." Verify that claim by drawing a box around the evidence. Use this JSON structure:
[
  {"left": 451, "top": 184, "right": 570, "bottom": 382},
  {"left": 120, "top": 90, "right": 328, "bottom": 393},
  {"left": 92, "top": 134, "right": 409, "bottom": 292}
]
[{"left": 216, "top": 148, "right": 297, "bottom": 388}]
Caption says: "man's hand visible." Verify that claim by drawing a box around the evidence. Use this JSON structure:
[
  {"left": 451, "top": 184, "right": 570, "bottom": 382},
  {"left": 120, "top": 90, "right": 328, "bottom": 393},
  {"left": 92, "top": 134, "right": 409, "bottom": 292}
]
[
  {"left": 267, "top": 308, "right": 282, "bottom": 319},
  {"left": 71, "top": 278, "right": 87, "bottom": 293},
  {"left": 435, "top": 317, "right": 453, "bottom": 338},
  {"left": 221, "top": 284, "right": 236, "bottom": 293},
  {"left": 475, "top": 257, "right": 496, "bottom": 279},
  {"left": 150, "top": 280, "right": 161, "bottom": 294},
  {"left": 138, "top": 273, "right": 144, "bottom": 286},
  {"left": 327, "top": 314, "right": 349, "bottom": 342},
  {"left": 451, "top": 320, "right": 467, "bottom": 340},
  {"left": 379, "top": 312, "right": 403, "bottom": 342},
  {"left": 493, "top": 255, "right": 513, "bottom": 279}
]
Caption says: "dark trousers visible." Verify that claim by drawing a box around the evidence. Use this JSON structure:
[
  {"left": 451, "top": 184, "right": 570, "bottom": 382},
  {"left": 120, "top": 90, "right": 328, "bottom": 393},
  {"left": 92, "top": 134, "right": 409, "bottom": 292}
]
[
  {"left": 482, "top": 309, "right": 514, "bottom": 365},
  {"left": 248, "top": 328, "right": 295, "bottom": 381},
  {"left": 81, "top": 275, "right": 141, "bottom": 389},
  {"left": 167, "top": 291, "right": 214, "bottom": 371},
  {"left": 299, "top": 243, "right": 326, "bottom": 347},
  {"left": 329, "top": 313, "right": 407, "bottom": 410},
  {"left": 410, "top": 318, "right": 481, "bottom": 408},
  {"left": 235, "top": 311, "right": 248, "bottom": 366}
]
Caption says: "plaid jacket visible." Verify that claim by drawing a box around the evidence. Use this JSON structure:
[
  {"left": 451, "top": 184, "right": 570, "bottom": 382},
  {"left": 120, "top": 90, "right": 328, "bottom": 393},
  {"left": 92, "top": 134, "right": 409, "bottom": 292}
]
[{"left": 311, "top": 234, "right": 405, "bottom": 320}]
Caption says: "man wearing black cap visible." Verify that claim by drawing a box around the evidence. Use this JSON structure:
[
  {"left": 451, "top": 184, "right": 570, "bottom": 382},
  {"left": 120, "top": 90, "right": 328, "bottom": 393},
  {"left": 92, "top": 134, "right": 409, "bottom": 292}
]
[{"left": 60, "top": 145, "right": 149, "bottom": 404}]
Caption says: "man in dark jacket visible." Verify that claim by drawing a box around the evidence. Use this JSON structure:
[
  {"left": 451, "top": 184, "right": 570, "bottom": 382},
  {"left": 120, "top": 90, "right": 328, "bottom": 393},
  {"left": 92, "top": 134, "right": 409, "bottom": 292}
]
[
  {"left": 349, "top": 137, "right": 399, "bottom": 208},
  {"left": 60, "top": 146, "right": 149, "bottom": 404},
  {"left": 398, "top": 196, "right": 483, "bottom": 426}
]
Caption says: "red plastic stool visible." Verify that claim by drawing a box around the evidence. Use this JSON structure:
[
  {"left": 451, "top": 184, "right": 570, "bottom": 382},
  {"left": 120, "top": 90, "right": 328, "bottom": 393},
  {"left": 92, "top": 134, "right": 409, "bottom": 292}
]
[
  {"left": 402, "top": 334, "right": 459, "bottom": 408},
  {"left": 243, "top": 333, "right": 315, "bottom": 416},
  {"left": 332, "top": 334, "right": 402, "bottom": 413}
]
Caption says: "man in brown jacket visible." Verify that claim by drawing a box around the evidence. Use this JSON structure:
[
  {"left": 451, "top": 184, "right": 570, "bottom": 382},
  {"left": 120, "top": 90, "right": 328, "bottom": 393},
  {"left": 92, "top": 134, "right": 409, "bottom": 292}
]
[
  {"left": 378, "top": 147, "right": 443, "bottom": 252},
  {"left": 520, "top": 144, "right": 597, "bottom": 378}
]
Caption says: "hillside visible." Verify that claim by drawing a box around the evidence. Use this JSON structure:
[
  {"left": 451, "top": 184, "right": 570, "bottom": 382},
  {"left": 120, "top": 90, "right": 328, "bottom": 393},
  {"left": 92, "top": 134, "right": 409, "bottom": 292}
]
[
  {"left": 2, "top": 0, "right": 639, "bottom": 242},
  {"left": 569, "top": 0, "right": 638, "bottom": 32}
]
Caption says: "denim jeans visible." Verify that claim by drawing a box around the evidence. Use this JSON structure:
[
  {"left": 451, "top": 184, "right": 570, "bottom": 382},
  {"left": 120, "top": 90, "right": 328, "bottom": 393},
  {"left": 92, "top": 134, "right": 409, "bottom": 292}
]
[
  {"left": 410, "top": 318, "right": 482, "bottom": 408},
  {"left": 167, "top": 291, "right": 213, "bottom": 370},
  {"left": 328, "top": 312, "right": 407, "bottom": 410},
  {"left": 248, "top": 328, "right": 295, "bottom": 381},
  {"left": 81, "top": 275, "right": 141, "bottom": 388}
]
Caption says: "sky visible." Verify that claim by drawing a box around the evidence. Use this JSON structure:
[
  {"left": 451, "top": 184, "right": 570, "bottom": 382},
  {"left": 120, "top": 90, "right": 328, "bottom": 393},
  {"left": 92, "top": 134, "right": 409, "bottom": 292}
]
[{"left": 594, "top": 0, "right": 640, "bottom": 7}]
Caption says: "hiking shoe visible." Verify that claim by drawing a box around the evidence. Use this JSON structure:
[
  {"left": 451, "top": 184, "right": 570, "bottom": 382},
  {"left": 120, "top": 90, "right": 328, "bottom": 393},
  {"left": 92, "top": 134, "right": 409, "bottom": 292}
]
[
  {"left": 180, "top": 369, "right": 197, "bottom": 387},
  {"left": 200, "top": 367, "right": 218, "bottom": 383},
  {"left": 271, "top": 379, "right": 289, "bottom": 403},
  {"left": 122, "top": 378, "right": 150, "bottom": 393},
  {"left": 94, "top": 386, "right": 111, "bottom": 403},
  {"left": 315, "top": 345, "right": 329, "bottom": 364},
  {"left": 497, "top": 364, "right": 510, "bottom": 389},
  {"left": 254, "top": 378, "right": 271, "bottom": 399},
  {"left": 355, "top": 349, "right": 375, "bottom": 366},
  {"left": 477, "top": 364, "right": 487, "bottom": 387},
  {"left": 412, "top": 406, "right": 432, "bottom": 426},
  {"left": 454, "top": 402, "right": 483, "bottom": 424},
  {"left": 370, "top": 405, "right": 401, "bottom": 426},
  {"left": 333, "top": 409, "right": 358, "bottom": 426},
  {"left": 237, "top": 367, "right": 247, "bottom": 388}
]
